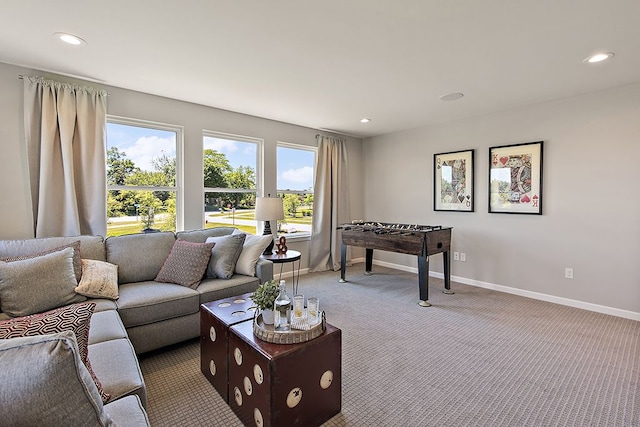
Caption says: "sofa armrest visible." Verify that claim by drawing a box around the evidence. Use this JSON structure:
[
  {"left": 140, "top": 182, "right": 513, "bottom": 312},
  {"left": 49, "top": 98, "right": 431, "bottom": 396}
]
[{"left": 255, "top": 258, "right": 273, "bottom": 284}]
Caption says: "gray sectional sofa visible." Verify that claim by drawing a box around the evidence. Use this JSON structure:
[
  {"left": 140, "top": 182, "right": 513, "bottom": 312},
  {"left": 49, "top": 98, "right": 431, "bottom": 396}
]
[{"left": 0, "top": 227, "right": 273, "bottom": 426}]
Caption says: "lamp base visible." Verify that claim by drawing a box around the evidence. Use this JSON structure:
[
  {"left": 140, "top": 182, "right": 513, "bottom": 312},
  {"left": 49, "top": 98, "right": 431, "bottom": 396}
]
[{"left": 262, "top": 220, "right": 275, "bottom": 255}]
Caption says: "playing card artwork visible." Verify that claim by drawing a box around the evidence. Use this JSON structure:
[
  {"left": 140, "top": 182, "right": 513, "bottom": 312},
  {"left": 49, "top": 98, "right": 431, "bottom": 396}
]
[
  {"left": 489, "top": 141, "right": 543, "bottom": 214},
  {"left": 434, "top": 150, "right": 474, "bottom": 212},
  {"left": 440, "top": 159, "right": 467, "bottom": 203}
]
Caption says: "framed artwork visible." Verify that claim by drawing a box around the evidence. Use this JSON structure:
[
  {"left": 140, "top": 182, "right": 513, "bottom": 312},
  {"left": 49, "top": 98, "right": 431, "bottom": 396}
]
[
  {"left": 489, "top": 141, "right": 543, "bottom": 214},
  {"left": 434, "top": 149, "right": 474, "bottom": 212}
]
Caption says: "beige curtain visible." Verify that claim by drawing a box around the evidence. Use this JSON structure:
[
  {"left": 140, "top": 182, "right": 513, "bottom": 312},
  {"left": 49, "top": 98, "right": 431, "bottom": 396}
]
[
  {"left": 23, "top": 76, "right": 108, "bottom": 237},
  {"left": 308, "top": 135, "right": 351, "bottom": 272}
]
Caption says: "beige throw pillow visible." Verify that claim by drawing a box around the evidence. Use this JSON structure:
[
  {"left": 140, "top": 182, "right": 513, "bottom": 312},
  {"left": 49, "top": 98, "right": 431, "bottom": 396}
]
[{"left": 75, "top": 259, "right": 119, "bottom": 300}]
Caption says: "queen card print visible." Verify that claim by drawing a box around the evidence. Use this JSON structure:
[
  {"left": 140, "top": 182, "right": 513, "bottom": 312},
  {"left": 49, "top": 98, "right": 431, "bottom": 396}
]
[{"left": 489, "top": 141, "right": 543, "bottom": 214}]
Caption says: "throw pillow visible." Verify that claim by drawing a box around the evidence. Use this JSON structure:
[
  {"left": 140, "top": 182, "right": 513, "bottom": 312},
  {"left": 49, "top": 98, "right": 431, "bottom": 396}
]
[
  {"left": 155, "top": 240, "right": 215, "bottom": 289},
  {"left": 0, "top": 302, "right": 110, "bottom": 403},
  {"left": 205, "top": 233, "right": 246, "bottom": 279},
  {"left": 75, "top": 259, "right": 119, "bottom": 300},
  {"left": 0, "top": 247, "right": 86, "bottom": 317},
  {"left": 0, "top": 332, "right": 112, "bottom": 426},
  {"left": 233, "top": 231, "right": 273, "bottom": 276},
  {"left": 0, "top": 240, "right": 82, "bottom": 283}
]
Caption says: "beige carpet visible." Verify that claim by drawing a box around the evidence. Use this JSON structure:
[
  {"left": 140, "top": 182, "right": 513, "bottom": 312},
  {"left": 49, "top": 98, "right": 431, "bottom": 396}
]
[{"left": 139, "top": 266, "right": 639, "bottom": 426}]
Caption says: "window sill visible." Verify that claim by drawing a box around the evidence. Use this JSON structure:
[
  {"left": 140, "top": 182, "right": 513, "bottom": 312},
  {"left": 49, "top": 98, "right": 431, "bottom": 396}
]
[{"left": 277, "top": 232, "right": 311, "bottom": 243}]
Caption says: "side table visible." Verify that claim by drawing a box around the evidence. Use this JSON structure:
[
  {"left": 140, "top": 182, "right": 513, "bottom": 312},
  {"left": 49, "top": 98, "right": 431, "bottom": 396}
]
[{"left": 261, "top": 250, "right": 301, "bottom": 294}]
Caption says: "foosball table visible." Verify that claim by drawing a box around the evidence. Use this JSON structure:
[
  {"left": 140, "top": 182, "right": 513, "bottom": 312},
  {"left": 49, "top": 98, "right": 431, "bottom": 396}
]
[{"left": 339, "top": 221, "right": 453, "bottom": 307}]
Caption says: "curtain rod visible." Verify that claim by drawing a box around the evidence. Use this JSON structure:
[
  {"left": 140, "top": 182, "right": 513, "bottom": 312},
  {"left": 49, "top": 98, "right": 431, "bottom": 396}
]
[
  {"left": 316, "top": 127, "right": 363, "bottom": 139},
  {"left": 315, "top": 133, "right": 346, "bottom": 143},
  {"left": 18, "top": 74, "right": 110, "bottom": 96}
]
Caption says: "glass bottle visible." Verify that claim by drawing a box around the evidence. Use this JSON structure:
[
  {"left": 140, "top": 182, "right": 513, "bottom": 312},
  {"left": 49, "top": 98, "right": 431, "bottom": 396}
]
[{"left": 274, "top": 280, "right": 291, "bottom": 331}]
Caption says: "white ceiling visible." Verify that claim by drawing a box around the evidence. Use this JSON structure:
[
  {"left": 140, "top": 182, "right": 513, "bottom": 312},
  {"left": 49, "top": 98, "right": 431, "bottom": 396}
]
[{"left": 2, "top": 1, "right": 639, "bottom": 138}]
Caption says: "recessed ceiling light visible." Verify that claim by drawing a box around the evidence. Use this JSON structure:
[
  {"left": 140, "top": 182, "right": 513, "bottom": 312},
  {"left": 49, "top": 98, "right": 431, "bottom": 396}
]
[
  {"left": 54, "top": 32, "right": 86, "bottom": 46},
  {"left": 583, "top": 52, "right": 614, "bottom": 63},
  {"left": 439, "top": 92, "right": 464, "bottom": 101},
  {"left": 360, "top": 118, "right": 371, "bottom": 123}
]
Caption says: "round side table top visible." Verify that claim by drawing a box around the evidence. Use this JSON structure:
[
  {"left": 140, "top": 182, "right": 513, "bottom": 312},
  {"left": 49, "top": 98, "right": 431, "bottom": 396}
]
[{"left": 261, "top": 250, "right": 301, "bottom": 263}]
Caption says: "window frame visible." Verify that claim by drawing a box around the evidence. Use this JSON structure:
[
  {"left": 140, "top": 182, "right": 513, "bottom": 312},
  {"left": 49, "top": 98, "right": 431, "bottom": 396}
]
[
  {"left": 106, "top": 115, "right": 184, "bottom": 232},
  {"left": 202, "top": 130, "right": 263, "bottom": 230},
  {"left": 276, "top": 141, "right": 317, "bottom": 240}
]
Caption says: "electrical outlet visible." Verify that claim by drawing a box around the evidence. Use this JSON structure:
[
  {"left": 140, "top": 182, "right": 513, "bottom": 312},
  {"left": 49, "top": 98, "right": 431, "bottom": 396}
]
[
  {"left": 460, "top": 252, "right": 466, "bottom": 262},
  {"left": 453, "top": 251, "right": 460, "bottom": 261},
  {"left": 564, "top": 268, "right": 573, "bottom": 279}
]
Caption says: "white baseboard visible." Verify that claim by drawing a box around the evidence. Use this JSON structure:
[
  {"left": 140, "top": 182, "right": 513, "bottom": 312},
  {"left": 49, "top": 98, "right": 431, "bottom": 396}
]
[{"left": 344, "top": 258, "right": 640, "bottom": 322}]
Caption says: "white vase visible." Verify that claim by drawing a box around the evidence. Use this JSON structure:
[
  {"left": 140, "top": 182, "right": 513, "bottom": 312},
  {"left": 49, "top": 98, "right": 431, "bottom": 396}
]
[{"left": 261, "top": 309, "right": 275, "bottom": 325}]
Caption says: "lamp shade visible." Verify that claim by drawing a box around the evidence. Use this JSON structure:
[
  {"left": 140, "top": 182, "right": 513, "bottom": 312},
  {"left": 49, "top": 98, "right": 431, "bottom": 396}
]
[{"left": 254, "top": 196, "right": 284, "bottom": 221}]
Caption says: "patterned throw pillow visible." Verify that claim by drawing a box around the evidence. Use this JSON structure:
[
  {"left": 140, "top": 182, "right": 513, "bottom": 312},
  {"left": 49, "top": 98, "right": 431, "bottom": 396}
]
[
  {"left": 0, "top": 247, "right": 86, "bottom": 317},
  {"left": 0, "top": 240, "right": 82, "bottom": 283},
  {"left": 205, "top": 233, "right": 246, "bottom": 279},
  {"left": 75, "top": 259, "right": 119, "bottom": 300},
  {"left": 155, "top": 240, "right": 215, "bottom": 289},
  {"left": 0, "top": 302, "right": 110, "bottom": 403}
]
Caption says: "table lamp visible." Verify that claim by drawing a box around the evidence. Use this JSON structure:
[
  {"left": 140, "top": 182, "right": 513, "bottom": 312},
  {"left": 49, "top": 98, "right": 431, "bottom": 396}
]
[{"left": 254, "top": 195, "right": 285, "bottom": 255}]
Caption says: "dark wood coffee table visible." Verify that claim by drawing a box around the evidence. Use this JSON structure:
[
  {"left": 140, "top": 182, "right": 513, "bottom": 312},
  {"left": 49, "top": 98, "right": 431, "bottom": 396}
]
[
  {"left": 200, "top": 293, "right": 257, "bottom": 402},
  {"left": 228, "top": 320, "right": 341, "bottom": 427},
  {"left": 200, "top": 293, "right": 342, "bottom": 427}
]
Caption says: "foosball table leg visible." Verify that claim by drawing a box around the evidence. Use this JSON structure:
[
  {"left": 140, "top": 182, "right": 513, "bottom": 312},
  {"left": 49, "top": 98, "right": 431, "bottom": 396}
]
[
  {"left": 364, "top": 248, "right": 373, "bottom": 275},
  {"left": 417, "top": 255, "right": 430, "bottom": 307},
  {"left": 442, "top": 250, "right": 454, "bottom": 295},
  {"left": 339, "top": 242, "right": 348, "bottom": 283}
]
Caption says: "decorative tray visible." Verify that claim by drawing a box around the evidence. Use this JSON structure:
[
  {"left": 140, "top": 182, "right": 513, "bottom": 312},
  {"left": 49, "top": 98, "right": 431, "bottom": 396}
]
[{"left": 253, "top": 311, "right": 326, "bottom": 344}]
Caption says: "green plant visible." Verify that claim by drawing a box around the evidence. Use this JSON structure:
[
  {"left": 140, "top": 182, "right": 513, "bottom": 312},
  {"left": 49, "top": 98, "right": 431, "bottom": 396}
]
[{"left": 250, "top": 280, "right": 279, "bottom": 311}]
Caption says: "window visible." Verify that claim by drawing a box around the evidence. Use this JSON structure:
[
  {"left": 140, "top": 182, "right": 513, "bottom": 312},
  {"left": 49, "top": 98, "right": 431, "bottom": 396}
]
[
  {"left": 203, "top": 132, "right": 260, "bottom": 234},
  {"left": 106, "top": 117, "right": 182, "bottom": 237},
  {"left": 277, "top": 143, "right": 316, "bottom": 238}
]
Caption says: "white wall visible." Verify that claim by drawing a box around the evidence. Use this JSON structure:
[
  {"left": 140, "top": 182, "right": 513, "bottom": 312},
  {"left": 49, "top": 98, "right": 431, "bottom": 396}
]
[
  {"left": 0, "top": 62, "right": 364, "bottom": 271},
  {"left": 363, "top": 84, "right": 640, "bottom": 316},
  {"left": 2, "top": 60, "right": 636, "bottom": 316}
]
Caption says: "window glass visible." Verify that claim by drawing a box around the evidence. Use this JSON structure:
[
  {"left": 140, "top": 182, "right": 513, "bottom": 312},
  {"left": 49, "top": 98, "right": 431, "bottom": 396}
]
[
  {"left": 203, "top": 133, "right": 258, "bottom": 234},
  {"left": 277, "top": 144, "right": 316, "bottom": 237},
  {"left": 106, "top": 119, "right": 179, "bottom": 236}
]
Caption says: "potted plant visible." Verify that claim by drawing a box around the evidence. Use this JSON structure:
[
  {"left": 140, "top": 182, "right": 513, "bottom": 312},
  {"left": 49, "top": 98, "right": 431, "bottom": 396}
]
[{"left": 250, "top": 280, "right": 279, "bottom": 324}]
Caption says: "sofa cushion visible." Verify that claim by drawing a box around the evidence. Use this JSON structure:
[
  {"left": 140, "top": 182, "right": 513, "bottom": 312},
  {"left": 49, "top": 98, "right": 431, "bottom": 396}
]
[
  {"left": 89, "top": 298, "right": 119, "bottom": 313},
  {"left": 106, "top": 232, "right": 176, "bottom": 284},
  {"left": 175, "top": 226, "right": 237, "bottom": 242},
  {"left": 76, "top": 259, "right": 119, "bottom": 300},
  {"left": 0, "top": 235, "right": 106, "bottom": 262},
  {"left": 233, "top": 231, "right": 273, "bottom": 276},
  {"left": 155, "top": 240, "right": 214, "bottom": 289},
  {"left": 0, "top": 302, "right": 109, "bottom": 403},
  {"left": 0, "top": 247, "right": 86, "bottom": 317},
  {"left": 88, "top": 309, "right": 128, "bottom": 345},
  {"left": 205, "top": 233, "right": 246, "bottom": 279},
  {"left": 104, "top": 395, "right": 150, "bottom": 427},
  {"left": 116, "top": 281, "right": 200, "bottom": 327},
  {"left": 89, "top": 338, "right": 147, "bottom": 406},
  {"left": 197, "top": 275, "right": 260, "bottom": 304},
  {"left": 0, "top": 240, "right": 82, "bottom": 282},
  {"left": 0, "top": 332, "right": 113, "bottom": 426}
]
